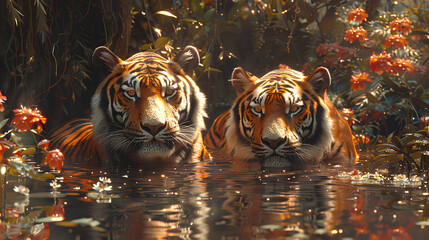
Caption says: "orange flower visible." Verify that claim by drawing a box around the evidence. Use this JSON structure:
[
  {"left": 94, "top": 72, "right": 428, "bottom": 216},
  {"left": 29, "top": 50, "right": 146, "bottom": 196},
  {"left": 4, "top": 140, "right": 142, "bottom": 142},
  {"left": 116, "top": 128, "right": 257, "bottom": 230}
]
[
  {"left": 347, "top": 7, "right": 368, "bottom": 24},
  {"left": 389, "top": 17, "right": 412, "bottom": 35},
  {"left": 350, "top": 72, "right": 372, "bottom": 91},
  {"left": 370, "top": 52, "right": 393, "bottom": 75},
  {"left": 344, "top": 26, "right": 367, "bottom": 43},
  {"left": 385, "top": 34, "right": 408, "bottom": 48},
  {"left": 37, "top": 139, "right": 50, "bottom": 150},
  {"left": 390, "top": 58, "right": 414, "bottom": 76},
  {"left": 0, "top": 138, "right": 14, "bottom": 161},
  {"left": 45, "top": 149, "right": 65, "bottom": 172},
  {"left": 0, "top": 91, "right": 6, "bottom": 112},
  {"left": 11, "top": 106, "right": 47, "bottom": 132}
]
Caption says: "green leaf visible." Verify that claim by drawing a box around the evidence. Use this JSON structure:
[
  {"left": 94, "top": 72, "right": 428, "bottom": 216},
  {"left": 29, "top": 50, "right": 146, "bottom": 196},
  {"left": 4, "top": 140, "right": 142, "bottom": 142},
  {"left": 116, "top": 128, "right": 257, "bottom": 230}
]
[
  {"left": 154, "top": 11, "right": 177, "bottom": 18},
  {"left": 154, "top": 37, "right": 169, "bottom": 49}
]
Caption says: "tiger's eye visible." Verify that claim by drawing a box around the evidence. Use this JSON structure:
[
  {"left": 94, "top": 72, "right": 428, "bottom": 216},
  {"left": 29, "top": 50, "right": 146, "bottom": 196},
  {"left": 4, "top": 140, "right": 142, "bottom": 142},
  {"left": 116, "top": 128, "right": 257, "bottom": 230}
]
[
  {"left": 165, "top": 89, "right": 174, "bottom": 95},
  {"left": 254, "top": 105, "right": 262, "bottom": 113},
  {"left": 290, "top": 106, "right": 298, "bottom": 112},
  {"left": 127, "top": 90, "right": 135, "bottom": 96}
]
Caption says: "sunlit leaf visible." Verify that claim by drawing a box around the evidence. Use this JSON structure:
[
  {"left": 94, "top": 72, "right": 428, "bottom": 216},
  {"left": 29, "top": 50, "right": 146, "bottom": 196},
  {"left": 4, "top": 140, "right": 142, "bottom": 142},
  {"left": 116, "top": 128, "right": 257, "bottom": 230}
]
[
  {"left": 154, "top": 11, "right": 177, "bottom": 18},
  {"left": 154, "top": 37, "right": 169, "bottom": 49},
  {"left": 202, "top": 53, "right": 212, "bottom": 68},
  {"left": 21, "top": 147, "right": 36, "bottom": 156},
  {"left": 140, "top": 43, "right": 152, "bottom": 51}
]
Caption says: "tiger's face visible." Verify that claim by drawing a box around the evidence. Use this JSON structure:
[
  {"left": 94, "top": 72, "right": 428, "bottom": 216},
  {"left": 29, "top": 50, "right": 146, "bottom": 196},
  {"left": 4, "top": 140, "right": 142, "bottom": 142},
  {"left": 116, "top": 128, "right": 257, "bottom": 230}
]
[
  {"left": 90, "top": 46, "right": 206, "bottom": 163},
  {"left": 226, "top": 67, "right": 333, "bottom": 167}
]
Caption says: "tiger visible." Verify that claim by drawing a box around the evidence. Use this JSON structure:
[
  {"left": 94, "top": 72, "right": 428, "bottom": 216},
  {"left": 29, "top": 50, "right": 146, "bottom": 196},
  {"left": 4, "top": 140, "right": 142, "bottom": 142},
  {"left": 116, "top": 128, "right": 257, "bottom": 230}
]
[
  {"left": 204, "top": 66, "right": 357, "bottom": 168},
  {"left": 50, "top": 46, "right": 209, "bottom": 167}
]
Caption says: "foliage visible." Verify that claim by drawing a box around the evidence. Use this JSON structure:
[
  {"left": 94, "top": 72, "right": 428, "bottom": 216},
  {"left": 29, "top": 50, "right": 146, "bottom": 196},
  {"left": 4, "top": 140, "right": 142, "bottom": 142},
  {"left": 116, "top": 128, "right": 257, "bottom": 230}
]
[
  {"left": 0, "top": 91, "right": 62, "bottom": 180},
  {"left": 369, "top": 127, "right": 429, "bottom": 176}
]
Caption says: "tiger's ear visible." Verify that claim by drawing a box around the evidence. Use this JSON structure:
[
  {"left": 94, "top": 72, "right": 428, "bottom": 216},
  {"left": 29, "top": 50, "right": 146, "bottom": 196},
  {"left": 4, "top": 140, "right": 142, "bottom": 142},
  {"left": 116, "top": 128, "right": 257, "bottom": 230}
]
[
  {"left": 172, "top": 46, "right": 200, "bottom": 76},
  {"left": 231, "top": 67, "right": 258, "bottom": 97},
  {"left": 306, "top": 67, "right": 331, "bottom": 96},
  {"left": 92, "top": 46, "right": 122, "bottom": 80}
]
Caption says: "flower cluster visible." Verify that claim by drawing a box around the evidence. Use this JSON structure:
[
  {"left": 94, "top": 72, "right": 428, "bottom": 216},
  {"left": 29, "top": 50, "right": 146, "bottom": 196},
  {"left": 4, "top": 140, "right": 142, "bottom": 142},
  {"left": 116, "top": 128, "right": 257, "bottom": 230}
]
[
  {"left": 389, "top": 17, "right": 412, "bottom": 35},
  {"left": 0, "top": 94, "right": 65, "bottom": 173},
  {"left": 11, "top": 106, "right": 47, "bottom": 132},
  {"left": 385, "top": 34, "right": 408, "bottom": 49},
  {"left": 350, "top": 72, "right": 372, "bottom": 91},
  {"left": 390, "top": 58, "right": 414, "bottom": 76},
  {"left": 347, "top": 7, "right": 368, "bottom": 24},
  {"left": 370, "top": 52, "right": 393, "bottom": 75},
  {"left": 344, "top": 26, "right": 367, "bottom": 43}
]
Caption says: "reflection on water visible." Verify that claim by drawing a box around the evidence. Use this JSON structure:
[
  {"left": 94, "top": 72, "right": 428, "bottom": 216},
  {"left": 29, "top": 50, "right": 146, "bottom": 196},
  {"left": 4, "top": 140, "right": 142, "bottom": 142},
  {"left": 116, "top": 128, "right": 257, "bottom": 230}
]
[{"left": 2, "top": 156, "right": 429, "bottom": 239}]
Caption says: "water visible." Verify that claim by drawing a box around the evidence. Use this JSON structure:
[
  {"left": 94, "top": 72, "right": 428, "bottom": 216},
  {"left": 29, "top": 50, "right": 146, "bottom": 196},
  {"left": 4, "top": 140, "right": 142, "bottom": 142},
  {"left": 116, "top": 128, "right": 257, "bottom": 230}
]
[{"left": 3, "top": 156, "right": 429, "bottom": 239}]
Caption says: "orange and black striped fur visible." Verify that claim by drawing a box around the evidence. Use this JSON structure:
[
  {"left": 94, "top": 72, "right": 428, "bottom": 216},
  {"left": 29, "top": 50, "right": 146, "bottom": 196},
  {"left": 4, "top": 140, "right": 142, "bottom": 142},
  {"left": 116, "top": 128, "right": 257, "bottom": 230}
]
[
  {"left": 204, "top": 67, "right": 357, "bottom": 168},
  {"left": 50, "top": 46, "right": 209, "bottom": 166}
]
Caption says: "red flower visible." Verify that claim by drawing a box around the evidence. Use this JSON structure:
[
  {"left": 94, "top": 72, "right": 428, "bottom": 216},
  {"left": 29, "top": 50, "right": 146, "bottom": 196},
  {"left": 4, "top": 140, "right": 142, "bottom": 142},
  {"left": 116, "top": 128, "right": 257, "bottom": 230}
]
[
  {"left": 337, "top": 46, "right": 358, "bottom": 59},
  {"left": 344, "top": 26, "right": 367, "bottom": 43},
  {"left": 389, "top": 17, "right": 412, "bottom": 35},
  {"left": 11, "top": 106, "right": 47, "bottom": 132},
  {"left": 350, "top": 72, "right": 372, "bottom": 91},
  {"left": 45, "top": 149, "right": 65, "bottom": 172},
  {"left": 38, "top": 139, "right": 50, "bottom": 150},
  {"left": 361, "top": 110, "right": 383, "bottom": 123},
  {"left": 370, "top": 52, "right": 393, "bottom": 75},
  {"left": 385, "top": 34, "right": 408, "bottom": 48},
  {"left": 0, "top": 138, "right": 14, "bottom": 161},
  {"left": 0, "top": 91, "right": 6, "bottom": 112},
  {"left": 347, "top": 7, "right": 368, "bottom": 24},
  {"left": 390, "top": 58, "right": 414, "bottom": 76},
  {"left": 316, "top": 43, "right": 342, "bottom": 56}
]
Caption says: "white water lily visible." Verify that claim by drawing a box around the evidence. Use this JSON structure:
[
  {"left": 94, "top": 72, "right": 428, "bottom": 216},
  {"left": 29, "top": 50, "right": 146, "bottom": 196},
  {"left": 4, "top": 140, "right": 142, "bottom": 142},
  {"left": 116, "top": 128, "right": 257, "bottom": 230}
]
[
  {"left": 93, "top": 181, "right": 112, "bottom": 192},
  {"left": 13, "top": 185, "right": 30, "bottom": 196},
  {"left": 50, "top": 179, "right": 61, "bottom": 189},
  {"left": 99, "top": 177, "right": 111, "bottom": 184}
]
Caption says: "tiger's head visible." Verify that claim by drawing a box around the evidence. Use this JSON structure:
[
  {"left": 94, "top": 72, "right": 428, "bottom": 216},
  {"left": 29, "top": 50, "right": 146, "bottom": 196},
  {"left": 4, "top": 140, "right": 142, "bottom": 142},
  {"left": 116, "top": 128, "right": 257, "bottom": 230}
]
[
  {"left": 225, "top": 67, "right": 334, "bottom": 168},
  {"left": 90, "top": 46, "right": 206, "bottom": 164}
]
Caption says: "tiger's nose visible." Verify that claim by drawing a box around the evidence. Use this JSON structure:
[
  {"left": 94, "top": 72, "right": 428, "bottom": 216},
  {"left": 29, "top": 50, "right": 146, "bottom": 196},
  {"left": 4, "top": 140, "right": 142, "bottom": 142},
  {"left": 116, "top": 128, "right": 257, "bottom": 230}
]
[
  {"left": 142, "top": 123, "right": 166, "bottom": 136},
  {"left": 262, "top": 137, "right": 287, "bottom": 150}
]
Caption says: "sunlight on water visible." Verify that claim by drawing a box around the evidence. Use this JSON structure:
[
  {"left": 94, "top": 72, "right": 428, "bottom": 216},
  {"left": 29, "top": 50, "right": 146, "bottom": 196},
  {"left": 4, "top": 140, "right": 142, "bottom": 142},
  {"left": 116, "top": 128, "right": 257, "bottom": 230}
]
[{"left": 3, "top": 157, "right": 429, "bottom": 239}]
